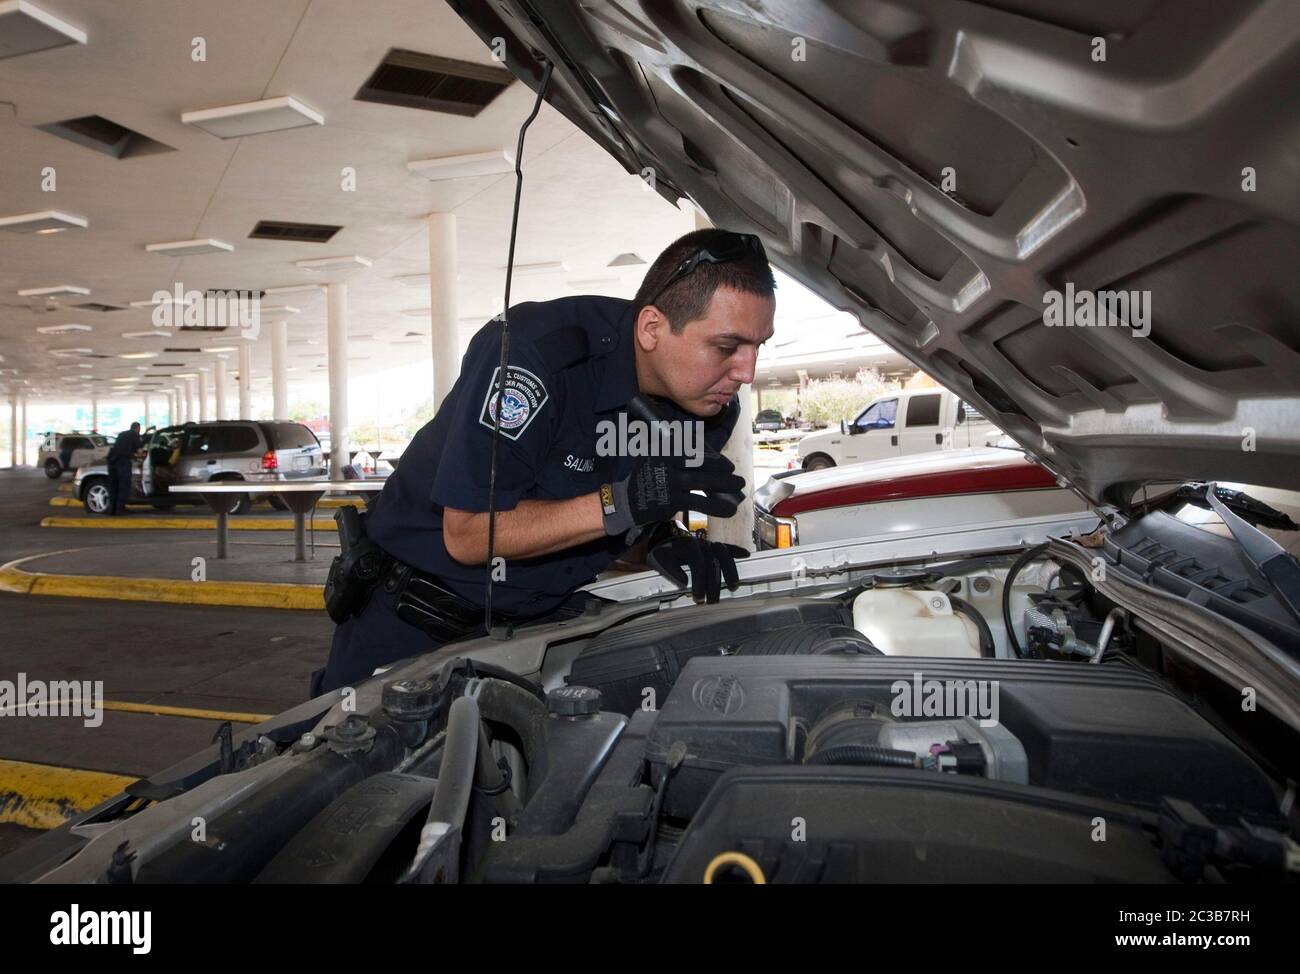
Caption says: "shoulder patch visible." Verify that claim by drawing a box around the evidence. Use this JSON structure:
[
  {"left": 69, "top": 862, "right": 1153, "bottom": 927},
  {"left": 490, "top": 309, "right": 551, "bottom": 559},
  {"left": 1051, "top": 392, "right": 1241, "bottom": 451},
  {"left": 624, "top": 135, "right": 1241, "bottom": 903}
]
[{"left": 479, "top": 365, "right": 549, "bottom": 441}]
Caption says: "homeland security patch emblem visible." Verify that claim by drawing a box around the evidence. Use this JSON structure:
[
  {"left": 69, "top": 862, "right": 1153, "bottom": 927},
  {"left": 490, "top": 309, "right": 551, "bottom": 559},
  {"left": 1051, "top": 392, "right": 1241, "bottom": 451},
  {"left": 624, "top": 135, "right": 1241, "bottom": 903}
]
[{"left": 479, "top": 365, "right": 549, "bottom": 440}]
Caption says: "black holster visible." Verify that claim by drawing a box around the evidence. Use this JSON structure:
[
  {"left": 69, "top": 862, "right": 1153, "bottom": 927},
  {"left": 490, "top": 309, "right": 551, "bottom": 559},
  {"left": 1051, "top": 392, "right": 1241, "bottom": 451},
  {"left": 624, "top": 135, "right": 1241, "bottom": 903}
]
[
  {"left": 324, "top": 505, "right": 485, "bottom": 643},
  {"left": 323, "top": 505, "right": 389, "bottom": 623}
]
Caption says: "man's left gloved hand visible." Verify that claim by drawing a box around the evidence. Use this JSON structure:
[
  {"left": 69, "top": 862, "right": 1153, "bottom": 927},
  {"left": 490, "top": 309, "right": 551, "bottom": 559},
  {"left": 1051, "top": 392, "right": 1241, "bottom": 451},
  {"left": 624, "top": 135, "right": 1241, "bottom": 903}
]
[{"left": 647, "top": 536, "right": 749, "bottom": 604}]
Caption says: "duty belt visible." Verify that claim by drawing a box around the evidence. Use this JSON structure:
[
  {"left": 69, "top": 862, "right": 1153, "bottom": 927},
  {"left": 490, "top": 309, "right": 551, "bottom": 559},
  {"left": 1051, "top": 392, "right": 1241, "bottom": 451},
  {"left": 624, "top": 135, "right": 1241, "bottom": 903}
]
[{"left": 385, "top": 558, "right": 487, "bottom": 644}]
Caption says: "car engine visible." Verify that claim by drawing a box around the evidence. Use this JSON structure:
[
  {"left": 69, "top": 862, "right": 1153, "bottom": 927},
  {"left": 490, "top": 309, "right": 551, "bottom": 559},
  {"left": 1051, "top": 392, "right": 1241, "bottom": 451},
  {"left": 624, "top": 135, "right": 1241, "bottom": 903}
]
[{"left": 18, "top": 553, "right": 1299, "bottom": 885}]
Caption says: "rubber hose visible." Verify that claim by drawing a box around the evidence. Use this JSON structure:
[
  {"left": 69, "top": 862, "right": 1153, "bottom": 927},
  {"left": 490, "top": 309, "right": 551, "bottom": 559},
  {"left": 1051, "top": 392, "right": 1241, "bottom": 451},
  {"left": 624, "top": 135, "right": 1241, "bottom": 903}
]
[
  {"left": 424, "top": 695, "right": 480, "bottom": 833},
  {"left": 804, "top": 744, "right": 917, "bottom": 767},
  {"left": 949, "top": 593, "right": 996, "bottom": 658},
  {"left": 1002, "top": 541, "right": 1049, "bottom": 659},
  {"left": 472, "top": 677, "right": 551, "bottom": 793},
  {"left": 463, "top": 660, "right": 546, "bottom": 701},
  {"left": 475, "top": 722, "right": 521, "bottom": 820}
]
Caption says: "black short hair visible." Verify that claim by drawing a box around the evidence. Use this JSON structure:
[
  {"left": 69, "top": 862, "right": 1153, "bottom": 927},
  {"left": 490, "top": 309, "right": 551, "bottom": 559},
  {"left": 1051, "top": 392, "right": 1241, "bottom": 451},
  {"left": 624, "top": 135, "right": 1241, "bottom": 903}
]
[{"left": 634, "top": 228, "right": 775, "bottom": 333}]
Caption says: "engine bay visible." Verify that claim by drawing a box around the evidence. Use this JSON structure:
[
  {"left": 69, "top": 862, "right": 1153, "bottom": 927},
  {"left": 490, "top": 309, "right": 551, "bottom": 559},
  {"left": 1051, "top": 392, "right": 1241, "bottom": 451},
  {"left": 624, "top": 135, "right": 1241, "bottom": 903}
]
[{"left": 18, "top": 534, "right": 1300, "bottom": 885}]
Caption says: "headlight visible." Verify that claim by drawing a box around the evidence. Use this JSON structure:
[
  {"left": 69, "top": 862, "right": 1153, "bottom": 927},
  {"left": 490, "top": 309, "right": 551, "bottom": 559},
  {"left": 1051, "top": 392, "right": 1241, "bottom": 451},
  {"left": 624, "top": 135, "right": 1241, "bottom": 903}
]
[{"left": 755, "top": 511, "right": 798, "bottom": 549}]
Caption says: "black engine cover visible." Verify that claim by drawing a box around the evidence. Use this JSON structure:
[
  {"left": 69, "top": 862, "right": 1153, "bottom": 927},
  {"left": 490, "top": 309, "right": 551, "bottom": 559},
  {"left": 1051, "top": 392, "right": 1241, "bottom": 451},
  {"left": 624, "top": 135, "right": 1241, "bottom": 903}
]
[
  {"left": 566, "top": 596, "right": 855, "bottom": 714},
  {"left": 644, "top": 655, "right": 1279, "bottom": 823}
]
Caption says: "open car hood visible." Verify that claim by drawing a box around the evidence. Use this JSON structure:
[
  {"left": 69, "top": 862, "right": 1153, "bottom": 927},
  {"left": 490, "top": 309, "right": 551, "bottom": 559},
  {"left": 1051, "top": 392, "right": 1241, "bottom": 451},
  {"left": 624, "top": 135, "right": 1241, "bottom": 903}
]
[{"left": 448, "top": 0, "right": 1300, "bottom": 506}]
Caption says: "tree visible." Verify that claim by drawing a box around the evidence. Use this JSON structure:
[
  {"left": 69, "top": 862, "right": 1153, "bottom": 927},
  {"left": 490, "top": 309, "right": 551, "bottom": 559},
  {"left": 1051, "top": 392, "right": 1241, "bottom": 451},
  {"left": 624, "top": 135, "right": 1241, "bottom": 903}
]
[
  {"left": 798, "top": 368, "right": 897, "bottom": 426},
  {"left": 289, "top": 400, "right": 324, "bottom": 422}
]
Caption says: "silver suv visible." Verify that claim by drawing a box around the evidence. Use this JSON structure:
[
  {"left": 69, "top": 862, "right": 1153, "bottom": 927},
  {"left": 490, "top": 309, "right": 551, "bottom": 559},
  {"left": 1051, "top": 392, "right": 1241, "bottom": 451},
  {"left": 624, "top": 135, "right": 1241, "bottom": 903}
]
[{"left": 74, "top": 420, "right": 325, "bottom": 515}]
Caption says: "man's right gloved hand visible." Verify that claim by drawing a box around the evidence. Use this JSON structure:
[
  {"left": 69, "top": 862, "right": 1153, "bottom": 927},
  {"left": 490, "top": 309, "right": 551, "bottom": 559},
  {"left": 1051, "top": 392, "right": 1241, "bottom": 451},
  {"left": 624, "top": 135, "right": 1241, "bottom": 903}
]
[{"left": 601, "top": 453, "right": 745, "bottom": 537}]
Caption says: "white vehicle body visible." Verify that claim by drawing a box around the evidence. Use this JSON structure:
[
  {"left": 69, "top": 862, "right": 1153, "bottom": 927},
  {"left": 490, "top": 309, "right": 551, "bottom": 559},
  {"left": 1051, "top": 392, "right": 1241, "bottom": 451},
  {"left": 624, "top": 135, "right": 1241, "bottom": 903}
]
[
  {"left": 37, "top": 432, "right": 111, "bottom": 478},
  {"left": 753, "top": 447, "right": 1093, "bottom": 550},
  {"left": 797, "top": 389, "right": 1001, "bottom": 470}
]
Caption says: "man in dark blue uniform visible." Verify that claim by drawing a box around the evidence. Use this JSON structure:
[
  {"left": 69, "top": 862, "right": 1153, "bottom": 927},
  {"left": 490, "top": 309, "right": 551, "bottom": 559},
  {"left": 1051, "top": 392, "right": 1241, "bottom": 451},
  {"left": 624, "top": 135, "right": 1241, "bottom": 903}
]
[
  {"left": 105, "top": 422, "right": 144, "bottom": 516},
  {"left": 312, "top": 229, "right": 776, "bottom": 696}
]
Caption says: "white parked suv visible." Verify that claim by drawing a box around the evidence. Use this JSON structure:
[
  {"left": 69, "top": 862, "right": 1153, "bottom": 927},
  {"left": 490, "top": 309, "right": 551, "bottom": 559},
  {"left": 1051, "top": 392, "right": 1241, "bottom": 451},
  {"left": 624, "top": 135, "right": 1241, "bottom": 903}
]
[
  {"left": 797, "top": 388, "right": 1001, "bottom": 470},
  {"left": 37, "top": 431, "right": 112, "bottom": 479}
]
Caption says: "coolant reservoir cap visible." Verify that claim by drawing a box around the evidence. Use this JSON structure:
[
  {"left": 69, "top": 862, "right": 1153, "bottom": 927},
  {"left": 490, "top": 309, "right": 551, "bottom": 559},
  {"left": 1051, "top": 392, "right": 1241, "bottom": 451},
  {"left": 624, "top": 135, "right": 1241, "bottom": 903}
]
[
  {"left": 382, "top": 678, "right": 436, "bottom": 720},
  {"left": 547, "top": 685, "right": 602, "bottom": 717},
  {"left": 870, "top": 567, "right": 931, "bottom": 588}
]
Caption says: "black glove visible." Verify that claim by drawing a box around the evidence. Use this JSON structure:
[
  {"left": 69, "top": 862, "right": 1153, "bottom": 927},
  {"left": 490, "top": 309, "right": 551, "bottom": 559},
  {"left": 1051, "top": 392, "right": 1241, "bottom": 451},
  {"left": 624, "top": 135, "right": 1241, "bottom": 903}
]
[
  {"left": 601, "top": 453, "right": 744, "bottom": 537},
  {"left": 647, "top": 536, "right": 749, "bottom": 603}
]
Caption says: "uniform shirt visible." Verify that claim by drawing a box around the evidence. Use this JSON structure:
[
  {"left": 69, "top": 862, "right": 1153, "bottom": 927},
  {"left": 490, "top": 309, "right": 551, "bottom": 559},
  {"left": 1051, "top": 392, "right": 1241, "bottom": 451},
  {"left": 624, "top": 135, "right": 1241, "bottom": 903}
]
[
  {"left": 107, "top": 429, "right": 143, "bottom": 464},
  {"left": 365, "top": 295, "right": 740, "bottom": 617}
]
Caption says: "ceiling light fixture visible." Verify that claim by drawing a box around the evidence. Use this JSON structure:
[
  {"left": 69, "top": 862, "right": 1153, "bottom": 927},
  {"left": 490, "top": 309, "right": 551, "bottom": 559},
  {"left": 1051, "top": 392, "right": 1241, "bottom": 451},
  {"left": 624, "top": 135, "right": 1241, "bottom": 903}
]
[
  {"left": 263, "top": 284, "right": 324, "bottom": 296},
  {"left": 129, "top": 295, "right": 193, "bottom": 308},
  {"left": 510, "top": 260, "right": 568, "bottom": 275},
  {"left": 18, "top": 284, "right": 89, "bottom": 297},
  {"left": 0, "top": 1, "right": 87, "bottom": 60},
  {"left": 295, "top": 255, "right": 371, "bottom": 271},
  {"left": 0, "top": 210, "right": 87, "bottom": 233},
  {"left": 35, "top": 323, "right": 91, "bottom": 334},
  {"left": 406, "top": 149, "right": 514, "bottom": 181},
  {"left": 144, "top": 238, "right": 234, "bottom": 257},
  {"left": 181, "top": 95, "right": 324, "bottom": 138}
]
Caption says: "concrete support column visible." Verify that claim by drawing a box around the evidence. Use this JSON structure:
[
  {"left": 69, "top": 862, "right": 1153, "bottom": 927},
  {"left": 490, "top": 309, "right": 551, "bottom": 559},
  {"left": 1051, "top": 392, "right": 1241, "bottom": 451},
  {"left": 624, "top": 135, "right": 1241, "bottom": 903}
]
[
  {"left": 143, "top": 394, "right": 151, "bottom": 429},
  {"left": 8, "top": 396, "right": 16, "bottom": 468},
  {"left": 238, "top": 344, "right": 252, "bottom": 420},
  {"left": 91, "top": 395, "right": 98, "bottom": 433},
  {"left": 19, "top": 395, "right": 27, "bottom": 465},
  {"left": 198, "top": 370, "right": 209, "bottom": 423},
  {"left": 184, "top": 381, "right": 194, "bottom": 424},
  {"left": 168, "top": 390, "right": 177, "bottom": 424},
  {"left": 214, "top": 359, "right": 227, "bottom": 421},
  {"left": 427, "top": 212, "right": 459, "bottom": 411},
  {"left": 326, "top": 283, "right": 349, "bottom": 481},
  {"left": 271, "top": 320, "right": 288, "bottom": 420}
]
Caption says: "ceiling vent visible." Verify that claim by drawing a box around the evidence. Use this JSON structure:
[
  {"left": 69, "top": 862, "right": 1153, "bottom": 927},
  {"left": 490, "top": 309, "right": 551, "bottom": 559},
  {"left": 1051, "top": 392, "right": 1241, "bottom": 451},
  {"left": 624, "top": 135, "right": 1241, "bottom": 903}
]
[
  {"left": 163, "top": 347, "right": 203, "bottom": 354},
  {"left": 72, "top": 301, "right": 125, "bottom": 312},
  {"left": 355, "top": 49, "right": 512, "bottom": 117},
  {"left": 36, "top": 115, "right": 173, "bottom": 159},
  {"left": 249, "top": 221, "right": 341, "bottom": 243},
  {"left": 608, "top": 253, "right": 646, "bottom": 267}
]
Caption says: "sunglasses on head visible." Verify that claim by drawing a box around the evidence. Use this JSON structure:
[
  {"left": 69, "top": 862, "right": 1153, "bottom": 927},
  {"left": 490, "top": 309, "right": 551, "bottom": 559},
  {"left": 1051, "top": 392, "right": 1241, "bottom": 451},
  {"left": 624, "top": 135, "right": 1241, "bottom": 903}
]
[{"left": 644, "top": 232, "right": 767, "bottom": 310}]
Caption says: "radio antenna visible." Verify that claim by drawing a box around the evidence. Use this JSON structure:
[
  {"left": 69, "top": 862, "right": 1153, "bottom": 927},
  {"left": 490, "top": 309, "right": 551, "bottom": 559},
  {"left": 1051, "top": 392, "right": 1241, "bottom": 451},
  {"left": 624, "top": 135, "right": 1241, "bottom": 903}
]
[{"left": 484, "top": 58, "right": 553, "bottom": 632}]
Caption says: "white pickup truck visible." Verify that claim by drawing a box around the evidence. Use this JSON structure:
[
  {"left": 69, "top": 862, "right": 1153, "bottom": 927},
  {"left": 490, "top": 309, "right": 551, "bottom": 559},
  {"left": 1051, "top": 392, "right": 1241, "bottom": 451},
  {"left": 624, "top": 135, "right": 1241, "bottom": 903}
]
[{"left": 797, "top": 388, "right": 1001, "bottom": 470}]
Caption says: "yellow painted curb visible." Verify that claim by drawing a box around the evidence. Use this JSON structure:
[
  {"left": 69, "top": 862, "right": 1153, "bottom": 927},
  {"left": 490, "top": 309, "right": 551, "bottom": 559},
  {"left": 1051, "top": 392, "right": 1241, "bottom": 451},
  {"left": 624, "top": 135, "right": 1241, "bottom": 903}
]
[
  {"left": 0, "top": 758, "right": 136, "bottom": 830},
  {"left": 41, "top": 515, "right": 336, "bottom": 530},
  {"left": 56, "top": 483, "right": 72, "bottom": 494},
  {"left": 51, "top": 495, "right": 364, "bottom": 510},
  {"left": 0, "top": 559, "right": 323, "bottom": 610},
  {"left": 101, "top": 700, "right": 272, "bottom": 723}
]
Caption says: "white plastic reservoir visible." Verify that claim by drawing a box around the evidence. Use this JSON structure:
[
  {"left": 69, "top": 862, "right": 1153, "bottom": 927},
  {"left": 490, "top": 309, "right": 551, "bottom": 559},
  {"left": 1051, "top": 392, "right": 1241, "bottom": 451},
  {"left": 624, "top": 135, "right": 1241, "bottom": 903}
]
[{"left": 852, "top": 588, "right": 984, "bottom": 657}]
